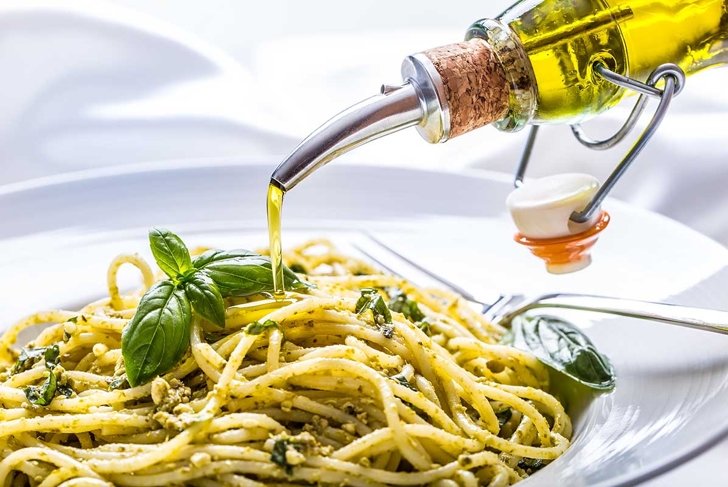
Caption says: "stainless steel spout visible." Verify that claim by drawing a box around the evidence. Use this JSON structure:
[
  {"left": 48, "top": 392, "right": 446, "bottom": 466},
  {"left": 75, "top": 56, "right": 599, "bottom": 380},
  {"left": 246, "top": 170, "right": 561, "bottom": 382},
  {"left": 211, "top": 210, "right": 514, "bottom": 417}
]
[{"left": 271, "top": 54, "right": 452, "bottom": 191}]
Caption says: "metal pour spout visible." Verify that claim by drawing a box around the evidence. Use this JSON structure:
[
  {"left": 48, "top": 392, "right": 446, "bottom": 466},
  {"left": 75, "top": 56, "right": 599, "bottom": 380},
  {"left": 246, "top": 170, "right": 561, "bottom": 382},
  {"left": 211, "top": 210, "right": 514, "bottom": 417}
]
[{"left": 271, "top": 54, "right": 452, "bottom": 191}]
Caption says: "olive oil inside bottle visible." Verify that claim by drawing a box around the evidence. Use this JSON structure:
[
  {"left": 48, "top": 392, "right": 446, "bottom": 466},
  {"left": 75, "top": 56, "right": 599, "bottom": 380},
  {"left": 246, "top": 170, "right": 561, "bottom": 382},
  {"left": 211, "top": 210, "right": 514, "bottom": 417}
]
[
  {"left": 496, "top": 0, "right": 727, "bottom": 123},
  {"left": 267, "top": 183, "right": 286, "bottom": 300}
]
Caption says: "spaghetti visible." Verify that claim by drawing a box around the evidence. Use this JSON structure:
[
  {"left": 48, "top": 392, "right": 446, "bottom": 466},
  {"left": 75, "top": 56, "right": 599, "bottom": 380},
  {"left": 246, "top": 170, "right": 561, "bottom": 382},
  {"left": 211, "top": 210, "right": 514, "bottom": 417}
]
[{"left": 0, "top": 239, "right": 571, "bottom": 486}]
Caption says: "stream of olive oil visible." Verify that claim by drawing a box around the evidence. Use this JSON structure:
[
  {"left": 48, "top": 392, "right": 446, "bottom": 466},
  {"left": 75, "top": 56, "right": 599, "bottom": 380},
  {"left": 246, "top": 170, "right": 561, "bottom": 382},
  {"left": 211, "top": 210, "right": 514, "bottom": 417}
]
[{"left": 267, "top": 183, "right": 285, "bottom": 299}]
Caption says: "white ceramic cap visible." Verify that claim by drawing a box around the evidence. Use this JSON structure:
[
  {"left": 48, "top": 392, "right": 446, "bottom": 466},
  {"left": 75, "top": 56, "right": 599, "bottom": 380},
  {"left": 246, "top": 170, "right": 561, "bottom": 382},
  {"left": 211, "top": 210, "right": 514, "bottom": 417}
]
[{"left": 506, "top": 173, "right": 601, "bottom": 240}]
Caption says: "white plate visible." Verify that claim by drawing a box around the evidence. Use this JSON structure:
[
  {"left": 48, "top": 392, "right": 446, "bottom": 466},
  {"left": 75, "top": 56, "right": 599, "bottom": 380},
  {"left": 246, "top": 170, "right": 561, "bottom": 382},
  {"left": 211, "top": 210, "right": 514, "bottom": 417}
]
[{"left": 1, "top": 160, "right": 728, "bottom": 486}]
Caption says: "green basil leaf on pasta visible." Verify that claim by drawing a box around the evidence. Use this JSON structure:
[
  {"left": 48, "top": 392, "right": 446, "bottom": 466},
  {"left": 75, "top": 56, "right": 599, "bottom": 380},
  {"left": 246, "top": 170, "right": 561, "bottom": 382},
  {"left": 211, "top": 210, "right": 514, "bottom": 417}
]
[
  {"left": 13, "top": 344, "right": 59, "bottom": 374},
  {"left": 195, "top": 251, "right": 310, "bottom": 297},
  {"left": 24, "top": 370, "right": 58, "bottom": 406},
  {"left": 149, "top": 228, "right": 193, "bottom": 280},
  {"left": 43, "top": 345, "right": 61, "bottom": 368},
  {"left": 122, "top": 280, "right": 192, "bottom": 386},
  {"left": 388, "top": 290, "right": 426, "bottom": 323},
  {"left": 270, "top": 438, "right": 302, "bottom": 474},
  {"left": 184, "top": 272, "right": 226, "bottom": 328},
  {"left": 245, "top": 319, "right": 279, "bottom": 335},
  {"left": 192, "top": 249, "right": 257, "bottom": 269},
  {"left": 510, "top": 314, "right": 615, "bottom": 391},
  {"left": 356, "top": 288, "right": 393, "bottom": 327}
]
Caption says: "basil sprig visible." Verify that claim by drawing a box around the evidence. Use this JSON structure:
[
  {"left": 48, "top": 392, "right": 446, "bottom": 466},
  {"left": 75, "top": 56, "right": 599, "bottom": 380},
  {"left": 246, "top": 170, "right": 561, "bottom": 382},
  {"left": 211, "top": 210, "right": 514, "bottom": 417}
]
[
  {"left": 508, "top": 314, "right": 615, "bottom": 391},
  {"left": 122, "top": 228, "right": 309, "bottom": 386}
]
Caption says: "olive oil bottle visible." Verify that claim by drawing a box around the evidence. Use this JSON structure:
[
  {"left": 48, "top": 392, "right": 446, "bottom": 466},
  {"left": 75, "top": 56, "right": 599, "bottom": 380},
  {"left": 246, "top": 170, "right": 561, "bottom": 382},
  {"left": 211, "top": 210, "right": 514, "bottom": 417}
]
[
  {"left": 475, "top": 0, "right": 727, "bottom": 125},
  {"left": 268, "top": 0, "right": 727, "bottom": 288}
]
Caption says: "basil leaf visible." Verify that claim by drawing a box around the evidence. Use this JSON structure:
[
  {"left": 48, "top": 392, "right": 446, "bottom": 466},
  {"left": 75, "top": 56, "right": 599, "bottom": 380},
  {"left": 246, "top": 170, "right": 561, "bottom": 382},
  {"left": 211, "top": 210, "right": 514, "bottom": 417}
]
[
  {"left": 192, "top": 249, "right": 257, "bottom": 269},
  {"left": 184, "top": 272, "right": 225, "bottom": 328},
  {"left": 149, "top": 228, "right": 192, "bottom": 280},
  {"left": 24, "top": 370, "right": 58, "bottom": 406},
  {"left": 13, "top": 344, "right": 59, "bottom": 374},
  {"left": 388, "top": 290, "right": 425, "bottom": 323},
  {"left": 44, "top": 345, "right": 60, "bottom": 368},
  {"left": 122, "top": 280, "right": 192, "bottom": 386},
  {"left": 195, "top": 252, "right": 309, "bottom": 297},
  {"left": 510, "top": 314, "right": 615, "bottom": 391},
  {"left": 356, "top": 288, "right": 393, "bottom": 338},
  {"left": 245, "top": 319, "right": 279, "bottom": 335}
]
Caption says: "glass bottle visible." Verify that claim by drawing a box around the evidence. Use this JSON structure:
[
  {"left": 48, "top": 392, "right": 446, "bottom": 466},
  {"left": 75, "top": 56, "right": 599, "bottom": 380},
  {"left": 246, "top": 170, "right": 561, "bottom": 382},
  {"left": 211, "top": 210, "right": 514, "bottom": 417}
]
[{"left": 476, "top": 0, "right": 727, "bottom": 130}]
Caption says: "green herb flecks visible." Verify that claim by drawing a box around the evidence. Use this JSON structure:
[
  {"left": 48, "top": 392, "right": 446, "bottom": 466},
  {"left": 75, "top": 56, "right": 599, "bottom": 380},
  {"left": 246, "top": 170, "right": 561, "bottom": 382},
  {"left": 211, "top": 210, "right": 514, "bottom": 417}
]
[
  {"left": 24, "top": 370, "right": 59, "bottom": 406},
  {"left": 271, "top": 438, "right": 302, "bottom": 474},
  {"left": 496, "top": 408, "right": 512, "bottom": 428},
  {"left": 13, "top": 344, "right": 60, "bottom": 374},
  {"left": 390, "top": 371, "right": 417, "bottom": 392},
  {"left": 356, "top": 288, "right": 393, "bottom": 338},
  {"left": 245, "top": 320, "right": 279, "bottom": 335},
  {"left": 22, "top": 344, "right": 72, "bottom": 406},
  {"left": 388, "top": 290, "right": 426, "bottom": 323},
  {"left": 108, "top": 376, "right": 129, "bottom": 390},
  {"left": 517, "top": 457, "right": 545, "bottom": 474}
]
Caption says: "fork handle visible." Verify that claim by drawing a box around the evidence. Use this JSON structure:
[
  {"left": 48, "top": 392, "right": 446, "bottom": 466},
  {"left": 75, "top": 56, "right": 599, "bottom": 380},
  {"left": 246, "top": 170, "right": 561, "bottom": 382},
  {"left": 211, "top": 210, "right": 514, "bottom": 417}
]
[{"left": 512, "top": 294, "right": 728, "bottom": 335}]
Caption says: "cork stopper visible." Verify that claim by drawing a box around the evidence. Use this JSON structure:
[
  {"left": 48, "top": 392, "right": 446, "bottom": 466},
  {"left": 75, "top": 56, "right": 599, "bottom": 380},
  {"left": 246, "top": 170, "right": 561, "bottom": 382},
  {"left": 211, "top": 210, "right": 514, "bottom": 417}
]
[{"left": 422, "top": 39, "right": 510, "bottom": 138}]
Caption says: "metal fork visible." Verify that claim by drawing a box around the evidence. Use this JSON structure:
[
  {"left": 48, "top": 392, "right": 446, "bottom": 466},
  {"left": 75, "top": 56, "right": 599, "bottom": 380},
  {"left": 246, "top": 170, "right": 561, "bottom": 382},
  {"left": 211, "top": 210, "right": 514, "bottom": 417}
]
[{"left": 353, "top": 235, "right": 728, "bottom": 335}]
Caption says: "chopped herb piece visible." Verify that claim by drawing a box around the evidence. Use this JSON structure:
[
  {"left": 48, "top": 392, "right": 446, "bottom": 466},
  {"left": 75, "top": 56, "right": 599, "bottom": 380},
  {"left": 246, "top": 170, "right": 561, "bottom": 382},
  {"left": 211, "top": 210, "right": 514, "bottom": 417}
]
[
  {"left": 24, "top": 370, "right": 58, "bottom": 406},
  {"left": 416, "top": 319, "right": 431, "bottom": 335},
  {"left": 390, "top": 372, "right": 417, "bottom": 392},
  {"left": 388, "top": 290, "right": 426, "bottom": 323},
  {"left": 13, "top": 344, "right": 60, "bottom": 374},
  {"left": 356, "top": 289, "right": 393, "bottom": 337},
  {"left": 203, "top": 330, "right": 229, "bottom": 343},
  {"left": 245, "top": 320, "right": 279, "bottom": 335},
  {"left": 57, "top": 384, "right": 74, "bottom": 398},
  {"left": 380, "top": 324, "right": 394, "bottom": 339},
  {"left": 67, "top": 316, "right": 79, "bottom": 323},
  {"left": 44, "top": 346, "right": 61, "bottom": 368},
  {"left": 496, "top": 408, "right": 512, "bottom": 428},
  {"left": 108, "top": 376, "right": 129, "bottom": 390},
  {"left": 270, "top": 438, "right": 302, "bottom": 474},
  {"left": 517, "top": 458, "right": 545, "bottom": 473}
]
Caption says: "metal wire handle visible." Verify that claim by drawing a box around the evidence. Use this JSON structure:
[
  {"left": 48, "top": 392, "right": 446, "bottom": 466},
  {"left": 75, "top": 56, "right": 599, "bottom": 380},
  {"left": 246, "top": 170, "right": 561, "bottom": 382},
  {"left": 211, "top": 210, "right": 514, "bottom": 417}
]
[{"left": 513, "top": 62, "right": 687, "bottom": 224}]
